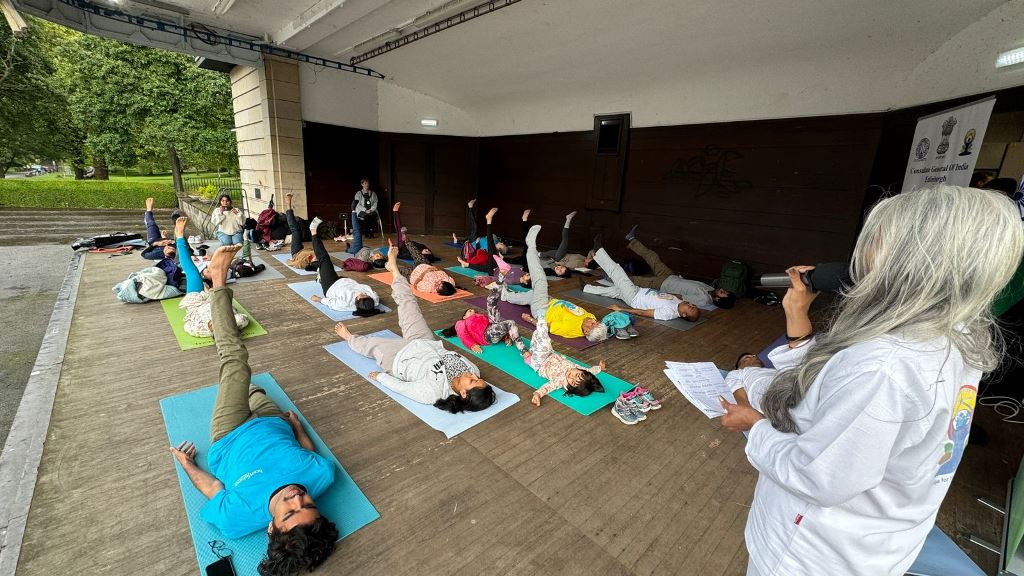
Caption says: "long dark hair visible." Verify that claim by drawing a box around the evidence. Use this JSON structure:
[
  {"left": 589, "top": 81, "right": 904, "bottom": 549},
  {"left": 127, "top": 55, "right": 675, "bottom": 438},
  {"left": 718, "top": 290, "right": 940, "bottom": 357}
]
[
  {"left": 434, "top": 385, "right": 496, "bottom": 413},
  {"left": 437, "top": 281, "right": 456, "bottom": 296},
  {"left": 564, "top": 371, "right": 604, "bottom": 397},
  {"left": 440, "top": 326, "right": 458, "bottom": 338}
]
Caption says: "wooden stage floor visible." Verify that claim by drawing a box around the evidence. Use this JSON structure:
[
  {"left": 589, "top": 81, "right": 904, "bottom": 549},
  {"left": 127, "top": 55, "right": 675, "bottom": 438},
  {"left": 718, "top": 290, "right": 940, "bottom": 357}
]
[{"left": 14, "top": 235, "right": 1021, "bottom": 575}]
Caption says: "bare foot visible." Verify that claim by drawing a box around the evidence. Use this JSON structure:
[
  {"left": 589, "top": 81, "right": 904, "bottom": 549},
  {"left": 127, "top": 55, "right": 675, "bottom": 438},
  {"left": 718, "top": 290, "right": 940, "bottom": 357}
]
[
  {"left": 521, "top": 209, "right": 531, "bottom": 221},
  {"left": 452, "top": 232, "right": 458, "bottom": 243},
  {"left": 467, "top": 199, "right": 476, "bottom": 209},
  {"left": 334, "top": 322, "right": 352, "bottom": 341},
  {"left": 521, "top": 312, "right": 536, "bottom": 325},
  {"left": 457, "top": 257, "right": 469, "bottom": 267},
  {"left": 145, "top": 197, "right": 154, "bottom": 212},
  {"left": 285, "top": 193, "right": 293, "bottom": 209},
  {"left": 485, "top": 207, "right": 498, "bottom": 223},
  {"left": 174, "top": 216, "right": 188, "bottom": 239},
  {"left": 207, "top": 245, "right": 243, "bottom": 288},
  {"left": 384, "top": 239, "right": 401, "bottom": 275},
  {"left": 393, "top": 201, "right": 401, "bottom": 212}
]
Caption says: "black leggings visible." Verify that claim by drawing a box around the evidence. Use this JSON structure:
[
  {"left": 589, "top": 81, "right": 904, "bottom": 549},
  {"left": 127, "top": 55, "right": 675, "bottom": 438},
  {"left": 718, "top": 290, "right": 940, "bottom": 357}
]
[{"left": 311, "top": 232, "right": 341, "bottom": 295}]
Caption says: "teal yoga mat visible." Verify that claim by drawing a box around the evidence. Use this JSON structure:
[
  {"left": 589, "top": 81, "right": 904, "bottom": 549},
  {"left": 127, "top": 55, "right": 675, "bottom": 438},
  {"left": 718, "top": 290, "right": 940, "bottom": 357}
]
[
  {"left": 436, "top": 330, "right": 634, "bottom": 415},
  {"left": 160, "top": 372, "right": 379, "bottom": 576}
]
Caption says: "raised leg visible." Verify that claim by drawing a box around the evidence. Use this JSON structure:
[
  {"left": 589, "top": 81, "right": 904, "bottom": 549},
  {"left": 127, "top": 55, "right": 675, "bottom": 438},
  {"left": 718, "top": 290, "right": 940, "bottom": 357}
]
[
  {"left": 587, "top": 248, "right": 641, "bottom": 302},
  {"left": 392, "top": 273, "right": 436, "bottom": 342},
  {"left": 628, "top": 238, "right": 674, "bottom": 278},
  {"left": 286, "top": 208, "right": 303, "bottom": 256},
  {"left": 174, "top": 217, "right": 203, "bottom": 294},
  {"left": 525, "top": 225, "right": 550, "bottom": 320},
  {"left": 208, "top": 286, "right": 252, "bottom": 443},
  {"left": 347, "top": 206, "right": 364, "bottom": 254},
  {"left": 144, "top": 210, "right": 162, "bottom": 244},
  {"left": 312, "top": 233, "right": 341, "bottom": 294}
]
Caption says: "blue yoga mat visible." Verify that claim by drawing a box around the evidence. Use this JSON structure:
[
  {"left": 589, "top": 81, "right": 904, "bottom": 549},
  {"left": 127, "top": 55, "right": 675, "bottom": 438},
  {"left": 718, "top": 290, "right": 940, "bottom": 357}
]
[
  {"left": 160, "top": 372, "right": 379, "bottom": 576},
  {"left": 906, "top": 525, "right": 985, "bottom": 576},
  {"left": 323, "top": 330, "right": 520, "bottom": 438},
  {"left": 286, "top": 281, "right": 391, "bottom": 321},
  {"left": 272, "top": 253, "right": 344, "bottom": 276}
]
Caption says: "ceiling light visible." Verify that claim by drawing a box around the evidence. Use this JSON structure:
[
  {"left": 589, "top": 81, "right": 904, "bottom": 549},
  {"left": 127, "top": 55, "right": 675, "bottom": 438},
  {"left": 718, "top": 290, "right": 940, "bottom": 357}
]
[
  {"left": 420, "top": 119, "right": 438, "bottom": 127},
  {"left": 996, "top": 47, "right": 1024, "bottom": 69}
]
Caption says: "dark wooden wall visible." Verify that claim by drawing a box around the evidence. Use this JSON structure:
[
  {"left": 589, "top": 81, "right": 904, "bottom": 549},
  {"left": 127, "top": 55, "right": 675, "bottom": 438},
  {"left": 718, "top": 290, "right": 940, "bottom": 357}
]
[
  {"left": 303, "top": 116, "right": 884, "bottom": 280},
  {"left": 303, "top": 122, "right": 379, "bottom": 222},
  {"left": 479, "top": 115, "right": 883, "bottom": 280}
]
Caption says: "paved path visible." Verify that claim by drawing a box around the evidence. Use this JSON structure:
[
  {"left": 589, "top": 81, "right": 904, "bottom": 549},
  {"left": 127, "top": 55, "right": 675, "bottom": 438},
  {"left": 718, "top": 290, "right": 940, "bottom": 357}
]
[{"left": 0, "top": 207, "right": 169, "bottom": 450}]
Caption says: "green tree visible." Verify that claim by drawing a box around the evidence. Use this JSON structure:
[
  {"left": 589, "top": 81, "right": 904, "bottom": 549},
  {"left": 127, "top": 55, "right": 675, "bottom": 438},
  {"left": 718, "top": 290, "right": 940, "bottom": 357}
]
[
  {"left": 52, "top": 23, "right": 238, "bottom": 185},
  {"left": 0, "top": 19, "right": 75, "bottom": 177}
]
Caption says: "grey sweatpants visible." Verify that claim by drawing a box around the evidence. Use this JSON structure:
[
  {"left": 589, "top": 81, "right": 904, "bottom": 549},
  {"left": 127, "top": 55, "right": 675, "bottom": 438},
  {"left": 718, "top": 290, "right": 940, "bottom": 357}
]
[
  {"left": 347, "top": 273, "right": 435, "bottom": 371},
  {"left": 583, "top": 248, "right": 641, "bottom": 303}
]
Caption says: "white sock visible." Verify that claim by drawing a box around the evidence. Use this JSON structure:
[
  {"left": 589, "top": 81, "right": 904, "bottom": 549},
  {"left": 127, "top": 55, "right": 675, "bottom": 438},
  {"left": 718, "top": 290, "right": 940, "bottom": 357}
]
[
  {"left": 309, "top": 217, "right": 322, "bottom": 236},
  {"left": 564, "top": 211, "right": 577, "bottom": 228}
]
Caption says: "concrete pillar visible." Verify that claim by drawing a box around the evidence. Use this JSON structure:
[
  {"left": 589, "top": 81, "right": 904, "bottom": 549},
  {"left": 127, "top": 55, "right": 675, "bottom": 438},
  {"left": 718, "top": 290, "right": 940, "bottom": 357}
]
[{"left": 230, "top": 56, "right": 307, "bottom": 218}]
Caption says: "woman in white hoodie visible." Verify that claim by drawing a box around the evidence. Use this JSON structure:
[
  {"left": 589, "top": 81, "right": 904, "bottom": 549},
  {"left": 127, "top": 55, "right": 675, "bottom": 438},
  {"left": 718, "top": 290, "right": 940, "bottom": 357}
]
[
  {"left": 210, "top": 194, "right": 245, "bottom": 245},
  {"left": 719, "top": 185, "right": 1024, "bottom": 576},
  {"left": 335, "top": 239, "right": 497, "bottom": 413}
]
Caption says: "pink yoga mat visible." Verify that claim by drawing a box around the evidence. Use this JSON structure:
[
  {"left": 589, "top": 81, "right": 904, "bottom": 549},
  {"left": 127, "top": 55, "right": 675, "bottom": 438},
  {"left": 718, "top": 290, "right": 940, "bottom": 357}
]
[{"left": 464, "top": 295, "right": 601, "bottom": 351}]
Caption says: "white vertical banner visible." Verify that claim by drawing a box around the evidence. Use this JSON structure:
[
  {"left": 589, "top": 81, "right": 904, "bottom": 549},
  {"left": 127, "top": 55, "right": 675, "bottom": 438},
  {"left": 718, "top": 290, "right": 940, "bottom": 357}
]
[{"left": 902, "top": 96, "right": 996, "bottom": 192}]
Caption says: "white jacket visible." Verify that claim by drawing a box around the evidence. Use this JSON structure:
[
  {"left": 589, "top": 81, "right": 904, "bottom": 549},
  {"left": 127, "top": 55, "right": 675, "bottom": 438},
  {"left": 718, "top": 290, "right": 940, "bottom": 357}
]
[
  {"left": 742, "top": 334, "right": 978, "bottom": 576},
  {"left": 210, "top": 207, "right": 245, "bottom": 235},
  {"left": 321, "top": 278, "right": 379, "bottom": 311},
  {"left": 377, "top": 340, "right": 480, "bottom": 404}
]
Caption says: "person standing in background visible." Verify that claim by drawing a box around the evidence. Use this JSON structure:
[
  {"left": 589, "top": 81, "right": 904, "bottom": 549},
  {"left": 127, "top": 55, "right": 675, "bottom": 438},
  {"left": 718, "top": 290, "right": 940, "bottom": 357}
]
[{"left": 353, "top": 179, "right": 378, "bottom": 239}]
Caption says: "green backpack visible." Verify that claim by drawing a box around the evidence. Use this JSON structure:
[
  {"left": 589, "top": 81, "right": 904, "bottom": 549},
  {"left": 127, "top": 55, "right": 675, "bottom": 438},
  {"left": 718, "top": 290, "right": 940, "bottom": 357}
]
[{"left": 718, "top": 260, "right": 750, "bottom": 298}]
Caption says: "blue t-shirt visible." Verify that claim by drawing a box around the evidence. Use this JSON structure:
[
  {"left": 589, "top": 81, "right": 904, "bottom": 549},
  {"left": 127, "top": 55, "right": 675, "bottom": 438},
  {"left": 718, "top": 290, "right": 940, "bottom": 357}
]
[{"left": 200, "top": 417, "right": 335, "bottom": 538}]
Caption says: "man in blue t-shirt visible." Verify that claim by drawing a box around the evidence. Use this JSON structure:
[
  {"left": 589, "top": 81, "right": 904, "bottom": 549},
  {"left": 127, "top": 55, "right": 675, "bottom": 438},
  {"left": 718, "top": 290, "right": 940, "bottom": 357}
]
[{"left": 168, "top": 245, "right": 338, "bottom": 576}]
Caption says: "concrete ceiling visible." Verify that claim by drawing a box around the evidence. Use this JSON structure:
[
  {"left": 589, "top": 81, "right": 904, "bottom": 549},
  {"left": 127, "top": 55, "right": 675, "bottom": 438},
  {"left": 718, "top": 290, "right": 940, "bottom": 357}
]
[{"left": 23, "top": 0, "right": 1024, "bottom": 131}]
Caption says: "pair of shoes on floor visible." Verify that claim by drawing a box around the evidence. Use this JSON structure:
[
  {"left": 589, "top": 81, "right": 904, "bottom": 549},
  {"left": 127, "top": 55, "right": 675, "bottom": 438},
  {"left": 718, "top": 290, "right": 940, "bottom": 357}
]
[
  {"left": 610, "top": 387, "right": 662, "bottom": 425},
  {"left": 613, "top": 325, "right": 640, "bottom": 340},
  {"left": 266, "top": 239, "right": 285, "bottom": 251},
  {"left": 187, "top": 235, "right": 203, "bottom": 245}
]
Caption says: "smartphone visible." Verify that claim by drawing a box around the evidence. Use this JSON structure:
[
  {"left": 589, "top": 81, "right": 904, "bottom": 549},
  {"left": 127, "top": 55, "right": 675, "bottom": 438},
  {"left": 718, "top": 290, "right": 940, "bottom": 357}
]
[{"left": 205, "top": 557, "right": 235, "bottom": 576}]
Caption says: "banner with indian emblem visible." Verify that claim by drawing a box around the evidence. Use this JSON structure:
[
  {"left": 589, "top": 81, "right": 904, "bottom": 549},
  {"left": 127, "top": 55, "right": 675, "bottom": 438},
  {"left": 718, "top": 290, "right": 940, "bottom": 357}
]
[{"left": 902, "top": 96, "right": 996, "bottom": 192}]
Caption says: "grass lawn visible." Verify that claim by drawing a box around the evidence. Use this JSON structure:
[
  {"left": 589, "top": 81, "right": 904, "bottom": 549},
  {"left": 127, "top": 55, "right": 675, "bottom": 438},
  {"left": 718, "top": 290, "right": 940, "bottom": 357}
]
[{"left": 22, "top": 171, "right": 232, "bottom": 185}]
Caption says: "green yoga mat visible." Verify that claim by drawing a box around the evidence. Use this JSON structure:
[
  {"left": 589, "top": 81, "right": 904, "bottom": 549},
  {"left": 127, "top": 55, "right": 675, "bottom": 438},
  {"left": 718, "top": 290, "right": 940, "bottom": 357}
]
[
  {"left": 160, "top": 297, "right": 267, "bottom": 350},
  {"left": 436, "top": 330, "right": 634, "bottom": 415}
]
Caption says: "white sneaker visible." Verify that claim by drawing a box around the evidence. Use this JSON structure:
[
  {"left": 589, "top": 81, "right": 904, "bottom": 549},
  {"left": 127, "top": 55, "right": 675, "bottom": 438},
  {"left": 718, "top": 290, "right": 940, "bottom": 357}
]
[{"left": 309, "top": 217, "right": 323, "bottom": 236}]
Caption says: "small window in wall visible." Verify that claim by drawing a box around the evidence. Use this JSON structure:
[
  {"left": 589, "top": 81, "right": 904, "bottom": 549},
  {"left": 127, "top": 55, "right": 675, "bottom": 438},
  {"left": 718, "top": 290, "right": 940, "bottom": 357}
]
[{"left": 596, "top": 113, "right": 629, "bottom": 155}]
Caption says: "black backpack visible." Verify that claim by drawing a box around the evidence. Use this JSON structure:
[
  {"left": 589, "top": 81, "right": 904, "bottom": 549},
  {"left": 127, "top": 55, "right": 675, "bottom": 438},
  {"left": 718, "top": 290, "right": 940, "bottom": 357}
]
[{"left": 718, "top": 260, "right": 750, "bottom": 298}]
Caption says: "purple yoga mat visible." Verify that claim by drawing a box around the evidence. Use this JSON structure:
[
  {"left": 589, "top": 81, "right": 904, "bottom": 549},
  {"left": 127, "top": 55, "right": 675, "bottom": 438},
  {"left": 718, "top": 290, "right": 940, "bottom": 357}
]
[
  {"left": 464, "top": 295, "right": 600, "bottom": 351},
  {"left": 756, "top": 334, "right": 788, "bottom": 368}
]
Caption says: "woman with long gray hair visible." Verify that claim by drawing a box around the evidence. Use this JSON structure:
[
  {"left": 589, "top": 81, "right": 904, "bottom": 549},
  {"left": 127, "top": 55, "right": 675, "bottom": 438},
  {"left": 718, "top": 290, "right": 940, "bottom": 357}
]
[{"left": 719, "top": 185, "right": 1024, "bottom": 576}]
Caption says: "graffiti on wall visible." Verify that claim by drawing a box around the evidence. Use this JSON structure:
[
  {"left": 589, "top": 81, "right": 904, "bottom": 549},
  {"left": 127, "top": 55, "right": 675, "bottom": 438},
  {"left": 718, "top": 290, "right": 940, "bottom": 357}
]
[{"left": 664, "top": 145, "right": 752, "bottom": 199}]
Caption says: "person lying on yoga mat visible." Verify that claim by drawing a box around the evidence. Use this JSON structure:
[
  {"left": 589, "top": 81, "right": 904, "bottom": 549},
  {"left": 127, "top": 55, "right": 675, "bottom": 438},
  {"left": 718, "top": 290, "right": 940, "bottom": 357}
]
[
  {"left": 453, "top": 199, "right": 508, "bottom": 256},
  {"left": 284, "top": 194, "right": 317, "bottom": 271},
  {"left": 335, "top": 239, "right": 497, "bottom": 413},
  {"left": 513, "top": 225, "right": 606, "bottom": 407},
  {"left": 141, "top": 196, "right": 177, "bottom": 260},
  {"left": 621, "top": 226, "right": 735, "bottom": 309},
  {"left": 456, "top": 207, "right": 502, "bottom": 273},
  {"left": 168, "top": 245, "right": 339, "bottom": 576},
  {"left": 493, "top": 253, "right": 609, "bottom": 342},
  {"left": 583, "top": 246, "right": 701, "bottom": 322},
  {"left": 390, "top": 202, "right": 441, "bottom": 264},
  {"left": 440, "top": 268, "right": 521, "bottom": 353},
  {"left": 513, "top": 209, "right": 599, "bottom": 287},
  {"left": 305, "top": 217, "right": 382, "bottom": 317},
  {"left": 173, "top": 217, "right": 251, "bottom": 338}
]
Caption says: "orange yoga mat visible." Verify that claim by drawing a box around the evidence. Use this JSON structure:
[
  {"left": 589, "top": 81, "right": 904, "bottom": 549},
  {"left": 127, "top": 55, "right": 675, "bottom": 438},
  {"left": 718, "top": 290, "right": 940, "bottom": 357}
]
[{"left": 368, "top": 272, "right": 474, "bottom": 303}]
